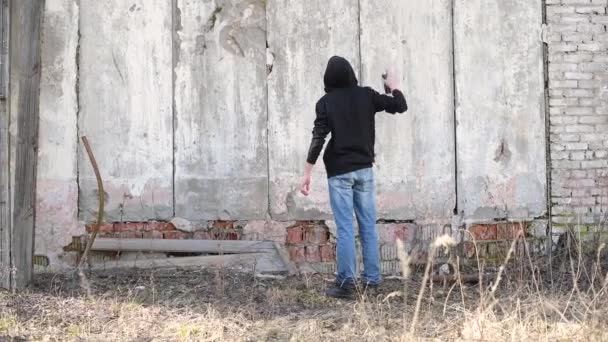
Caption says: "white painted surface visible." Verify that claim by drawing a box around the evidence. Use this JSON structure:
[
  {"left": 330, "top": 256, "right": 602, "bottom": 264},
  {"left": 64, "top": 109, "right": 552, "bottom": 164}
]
[
  {"left": 174, "top": 0, "right": 268, "bottom": 220},
  {"left": 360, "top": 0, "right": 456, "bottom": 220},
  {"left": 79, "top": 0, "right": 174, "bottom": 221},
  {"left": 455, "top": 0, "right": 546, "bottom": 220},
  {"left": 267, "top": 0, "right": 360, "bottom": 220}
]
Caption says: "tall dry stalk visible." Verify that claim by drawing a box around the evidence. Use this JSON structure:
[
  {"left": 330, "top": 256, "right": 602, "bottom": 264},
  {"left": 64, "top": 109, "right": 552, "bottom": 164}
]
[
  {"left": 409, "top": 234, "right": 455, "bottom": 337},
  {"left": 395, "top": 238, "right": 411, "bottom": 303}
]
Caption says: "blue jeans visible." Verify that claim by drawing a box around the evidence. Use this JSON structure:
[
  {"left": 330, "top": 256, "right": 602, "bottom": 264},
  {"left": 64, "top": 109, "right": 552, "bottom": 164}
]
[{"left": 328, "top": 167, "right": 381, "bottom": 286}]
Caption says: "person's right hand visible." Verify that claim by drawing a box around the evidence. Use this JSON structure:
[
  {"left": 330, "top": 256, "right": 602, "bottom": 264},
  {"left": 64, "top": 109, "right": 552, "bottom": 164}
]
[
  {"left": 384, "top": 69, "right": 401, "bottom": 92},
  {"left": 300, "top": 174, "right": 311, "bottom": 196}
]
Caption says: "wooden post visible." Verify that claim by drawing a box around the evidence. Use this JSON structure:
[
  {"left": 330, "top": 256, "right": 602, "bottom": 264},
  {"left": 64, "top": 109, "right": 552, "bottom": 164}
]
[
  {"left": 0, "top": 0, "right": 10, "bottom": 291},
  {"left": 0, "top": 0, "right": 8, "bottom": 290},
  {"left": 0, "top": 0, "right": 44, "bottom": 290}
]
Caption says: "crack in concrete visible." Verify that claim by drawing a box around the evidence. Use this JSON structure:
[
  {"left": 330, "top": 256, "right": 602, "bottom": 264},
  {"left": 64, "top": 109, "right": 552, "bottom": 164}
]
[
  {"left": 264, "top": 1, "right": 272, "bottom": 220},
  {"left": 451, "top": 0, "right": 459, "bottom": 216},
  {"left": 171, "top": 0, "right": 181, "bottom": 218},
  {"left": 111, "top": 50, "right": 125, "bottom": 84},
  {"left": 75, "top": 0, "right": 81, "bottom": 220}
]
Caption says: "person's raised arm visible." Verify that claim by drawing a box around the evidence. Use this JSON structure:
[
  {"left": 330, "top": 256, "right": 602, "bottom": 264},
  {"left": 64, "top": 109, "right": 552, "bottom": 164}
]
[{"left": 371, "top": 71, "right": 408, "bottom": 114}]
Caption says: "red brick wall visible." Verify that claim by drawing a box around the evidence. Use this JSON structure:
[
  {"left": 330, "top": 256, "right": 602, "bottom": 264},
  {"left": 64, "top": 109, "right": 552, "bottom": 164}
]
[
  {"left": 79, "top": 219, "right": 546, "bottom": 271},
  {"left": 462, "top": 222, "right": 546, "bottom": 265},
  {"left": 285, "top": 221, "right": 335, "bottom": 264}
]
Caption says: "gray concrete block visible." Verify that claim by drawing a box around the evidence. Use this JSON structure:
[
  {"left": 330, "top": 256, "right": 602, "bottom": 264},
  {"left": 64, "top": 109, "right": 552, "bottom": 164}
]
[
  {"left": 173, "top": 0, "right": 269, "bottom": 220},
  {"left": 78, "top": 0, "right": 174, "bottom": 221},
  {"left": 267, "top": 0, "right": 360, "bottom": 219},
  {"left": 455, "top": 0, "right": 547, "bottom": 220},
  {"left": 360, "top": 0, "right": 457, "bottom": 220}
]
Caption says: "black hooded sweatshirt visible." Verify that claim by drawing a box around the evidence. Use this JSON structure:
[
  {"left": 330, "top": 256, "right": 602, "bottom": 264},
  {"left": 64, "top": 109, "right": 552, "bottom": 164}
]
[{"left": 306, "top": 56, "right": 408, "bottom": 178}]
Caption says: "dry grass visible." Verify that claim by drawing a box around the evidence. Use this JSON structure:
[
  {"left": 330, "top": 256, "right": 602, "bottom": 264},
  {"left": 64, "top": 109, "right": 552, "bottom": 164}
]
[{"left": 1, "top": 234, "right": 608, "bottom": 341}]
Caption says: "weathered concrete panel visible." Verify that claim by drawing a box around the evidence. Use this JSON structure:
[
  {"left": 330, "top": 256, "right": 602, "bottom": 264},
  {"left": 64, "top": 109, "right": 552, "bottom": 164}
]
[
  {"left": 36, "top": 0, "right": 82, "bottom": 268},
  {"left": 267, "top": 0, "right": 360, "bottom": 220},
  {"left": 360, "top": 0, "right": 456, "bottom": 220},
  {"left": 174, "top": 0, "right": 268, "bottom": 220},
  {"left": 79, "top": 0, "right": 173, "bottom": 221},
  {"left": 455, "top": 1, "right": 546, "bottom": 220}
]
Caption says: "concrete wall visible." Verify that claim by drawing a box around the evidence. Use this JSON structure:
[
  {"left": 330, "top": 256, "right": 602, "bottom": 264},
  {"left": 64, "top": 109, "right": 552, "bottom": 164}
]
[
  {"left": 267, "top": 0, "right": 360, "bottom": 220},
  {"left": 34, "top": 1, "right": 557, "bottom": 268},
  {"left": 174, "top": 0, "right": 269, "bottom": 221},
  {"left": 360, "top": 0, "right": 456, "bottom": 221}
]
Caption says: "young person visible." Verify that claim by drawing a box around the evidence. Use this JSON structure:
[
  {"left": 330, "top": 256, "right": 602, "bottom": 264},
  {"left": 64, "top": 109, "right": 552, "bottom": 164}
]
[{"left": 300, "top": 56, "right": 408, "bottom": 298}]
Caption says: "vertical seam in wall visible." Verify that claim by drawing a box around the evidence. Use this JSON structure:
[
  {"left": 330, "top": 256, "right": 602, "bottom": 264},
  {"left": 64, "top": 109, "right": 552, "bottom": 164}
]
[
  {"left": 265, "top": 1, "right": 271, "bottom": 220},
  {"left": 75, "top": 0, "right": 81, "bottom": 221},
  {"left": 451, "top": 0, "right": 459, "bottom": 216},
  {"left": 171, "top": 0, "right": 177, "bottom": 218},
  {"left": 541, "top": 0, "right": 553, "bottom": 245},
  {"left": 357, "top": 0, "right": 362, "bottom": 82}
]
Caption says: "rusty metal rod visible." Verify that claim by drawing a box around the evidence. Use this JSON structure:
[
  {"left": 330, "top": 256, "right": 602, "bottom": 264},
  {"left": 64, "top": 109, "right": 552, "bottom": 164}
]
[{"left": 78, "top": 136, "right": 104, "bottom": 269}]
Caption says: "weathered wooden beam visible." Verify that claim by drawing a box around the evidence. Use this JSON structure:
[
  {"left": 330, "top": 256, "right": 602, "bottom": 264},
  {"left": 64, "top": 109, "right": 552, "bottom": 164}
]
[
  {"left": 0, "top": 16, "right": 8, "bottom": 289},
  {"left": 0, "top": 0, "right": 10, "bottom": 291},
  {"left": 89, "top": 253, "right": 271, "bottom": 270},
  {"left": 0, "top": 0, "right": 9, "bottom": 289},
  {"left": 5, "top": 0, "right": 44, "bottom": 290},
  {"left": 90, "top": 238, "right": 276, "bottom": 254},
  {"left": 88, "top": 250, "right": 288, "bottom": 274}
]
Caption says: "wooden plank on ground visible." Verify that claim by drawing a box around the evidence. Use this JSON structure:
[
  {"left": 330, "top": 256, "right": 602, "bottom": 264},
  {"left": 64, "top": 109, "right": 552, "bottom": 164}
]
[
  {"left": 91, "top": 253, "right": 264, "bottom": 269},
  {"left": 90, "top": 238, "right": 276, "bottom": 254},
  {"left": 7, "top": 0, "right": 44, "bottom": 290},
  {"left": 89, "top": 251, "right": 288, "bottom": 274}
]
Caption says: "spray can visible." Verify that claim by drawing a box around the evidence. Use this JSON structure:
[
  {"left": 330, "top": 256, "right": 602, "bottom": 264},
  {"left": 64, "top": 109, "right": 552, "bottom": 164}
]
[{"left": 381, "top": 72, "right": 391, "bottom": 94}]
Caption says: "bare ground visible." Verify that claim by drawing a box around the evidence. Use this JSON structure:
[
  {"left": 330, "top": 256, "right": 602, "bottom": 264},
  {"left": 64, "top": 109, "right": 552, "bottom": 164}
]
[{"left": 1, "top": 260, "right": 607, "bottom": 341}]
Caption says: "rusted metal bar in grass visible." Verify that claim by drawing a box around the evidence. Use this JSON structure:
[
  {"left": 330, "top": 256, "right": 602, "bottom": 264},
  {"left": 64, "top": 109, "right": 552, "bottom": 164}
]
[{"left": 78, "top": 136, "right": 104, "bottom": 269}]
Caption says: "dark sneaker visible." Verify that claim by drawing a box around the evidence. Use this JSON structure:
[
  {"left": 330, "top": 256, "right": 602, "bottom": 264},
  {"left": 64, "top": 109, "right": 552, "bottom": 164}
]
[{"left": 325, "top": 285, "right": 355, "bottom": 299}]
